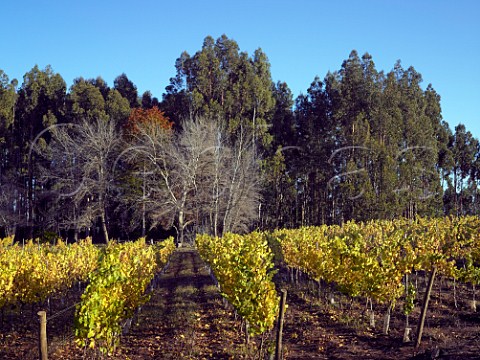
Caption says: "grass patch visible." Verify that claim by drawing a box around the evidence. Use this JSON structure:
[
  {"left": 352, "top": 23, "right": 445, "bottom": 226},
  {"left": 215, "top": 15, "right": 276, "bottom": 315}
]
[{"left": 175, "top": 285, "right": 196, "bottom": 297}]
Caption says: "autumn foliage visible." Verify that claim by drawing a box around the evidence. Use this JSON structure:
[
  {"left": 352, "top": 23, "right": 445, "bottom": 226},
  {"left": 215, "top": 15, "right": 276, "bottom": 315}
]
[{"left": 125, "top": 106, "right": 173, "bottom": 134}]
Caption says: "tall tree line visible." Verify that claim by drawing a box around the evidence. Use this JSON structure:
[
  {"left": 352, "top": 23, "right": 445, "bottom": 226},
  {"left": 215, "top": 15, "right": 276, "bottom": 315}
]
[
  {"left": 162, "top": 38, "right": 480, "bottom": 228},
  {"left": 1, "top": 35, "right": 479, "bottom": 241}
]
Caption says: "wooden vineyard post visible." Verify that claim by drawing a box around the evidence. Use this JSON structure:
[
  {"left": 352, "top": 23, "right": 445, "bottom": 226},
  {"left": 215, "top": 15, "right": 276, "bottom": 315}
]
[
  {"left": 38, "top": 311, "right": 48, "bottom": 360},
  {"left": 415, "top": 266, "right": 437, "bottom": 350},
  {"left": 275, "top": 289, "right": 288, "bottom": 360}
]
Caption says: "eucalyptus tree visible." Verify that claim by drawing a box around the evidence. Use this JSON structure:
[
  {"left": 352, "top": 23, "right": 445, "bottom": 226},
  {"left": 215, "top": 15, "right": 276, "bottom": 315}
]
[
  {"left": 13, "top": 65, "right": 66, "bottom": 237},
  {"left": 369, "top": 70, "right": 403, "bottom": 219},
  {"left": 0, "top": 70, "right": 17, "bottom": 224},
  {"left": 140, "top": 90, "right": 159, "bottom": 109},
  {"left": 333, "top": 51, "right": 378, "bottom": 221},
  {"left": 450, "top": 124, "right": 478, "bottom": 215},
  {"left": 262, "top": 81, "right": 297, "bottom": 228},
  {"left": 290, "top": 52, "right": 447, "bottom": 224},
  {"left": 68, "top": 77, "right": 108, "bottom": 123},
  {"left": 114, "top": 73, "right": 138, "bottom": 108},
  {"left": 0, "top": 70, "right": 17, "bottom": 147},
  {"left": 471, "top": 142, "right": 480, "bottom": 214},
  {"left": 397, "top": 64, "right": 443, "bottom": 217},
  {"left": 87, "top": 76, "right": 110, "bottom": 100},
  {"left": 105, "top": 88, "right": 131, "bottom": 128},
  {"left": 293, "top": 75, "right": 335, "bottom": 226},
  {"left": 0, "top": 70, "right": 17, "bottom": 235},
  {"left": 163, "top": 35, "right": 275, "bottom": 147}
]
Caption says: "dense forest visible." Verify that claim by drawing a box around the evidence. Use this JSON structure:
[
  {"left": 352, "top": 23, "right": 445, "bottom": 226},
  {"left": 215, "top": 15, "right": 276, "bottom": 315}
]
[{"left": 1, "top": 34, "right": 479, "bottom": 242}]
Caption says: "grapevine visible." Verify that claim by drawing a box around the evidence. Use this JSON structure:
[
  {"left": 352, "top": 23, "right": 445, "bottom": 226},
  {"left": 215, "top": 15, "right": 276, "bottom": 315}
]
[
  {"left": 196, "top": 232, "right": 280, "bottom": 336},
  {"left": 74, "top": 237, "right": 175, "bottom": 354},
  {"left": 273, "top": 216, "right": 480, "bottom": 319},
  {"left": 0, "top": 237, "right": 99, "bottom": 309}
]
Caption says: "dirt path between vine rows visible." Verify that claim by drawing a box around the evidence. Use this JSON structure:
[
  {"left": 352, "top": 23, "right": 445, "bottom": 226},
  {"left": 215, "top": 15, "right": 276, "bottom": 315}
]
[{"left": 113, "top": 247, "right": 247, "bottom": 359}]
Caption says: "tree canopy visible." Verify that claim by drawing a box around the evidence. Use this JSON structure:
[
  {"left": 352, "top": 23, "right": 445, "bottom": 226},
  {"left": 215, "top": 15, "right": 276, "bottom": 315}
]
[{"left": 1, "top": 35, "right": 479, "bottom": 241}]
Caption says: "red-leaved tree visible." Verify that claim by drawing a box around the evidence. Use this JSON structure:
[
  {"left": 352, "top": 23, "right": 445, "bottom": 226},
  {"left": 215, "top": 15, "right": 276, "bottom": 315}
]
[{"left": 125, "top": 106, "right": 173, "bottom": 134}]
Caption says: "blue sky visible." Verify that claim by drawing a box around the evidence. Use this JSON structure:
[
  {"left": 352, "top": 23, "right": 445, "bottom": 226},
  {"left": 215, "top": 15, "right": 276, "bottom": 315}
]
[{"left": 2, "top": 0, "right": 479, "bottom": 138}]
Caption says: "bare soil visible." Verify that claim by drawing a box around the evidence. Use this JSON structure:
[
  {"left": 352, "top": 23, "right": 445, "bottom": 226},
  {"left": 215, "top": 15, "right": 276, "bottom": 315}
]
[{"left": 278, "top": 272, "right": 480, "bottom": 359}]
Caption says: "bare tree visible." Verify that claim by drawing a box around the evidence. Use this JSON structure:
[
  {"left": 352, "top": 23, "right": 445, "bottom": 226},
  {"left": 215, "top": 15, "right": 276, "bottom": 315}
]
[
  {"left": 127, "top": 117, "right": 260, "bottom": 245},
  {"left": 221, "top": 125, "right": 261, "bottom": 234},
  {"left": 197, "top": 121, "right": 260, "bottom": 237},
  {"left": 125, "top": 118, "right": 209, "bottom": 245},
  {"left": 37, "top": 118, "right": 122, "bottom": 242},
  {"left": 117, "top": 120, "right": 174, "bottom": 239}
]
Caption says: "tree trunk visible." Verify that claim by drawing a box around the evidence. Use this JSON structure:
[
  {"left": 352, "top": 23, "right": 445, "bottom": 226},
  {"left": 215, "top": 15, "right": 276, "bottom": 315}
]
[
  {"left": 472, "top": 284, "right": 477, "bottom": 312},
  {"left": 142, "top": 202, "right": 146, "bottom": 238},
  {"left": 73, "top": 205, "right": 78, "bottom": 242},
  {"left": 252, "top": 106, "right": 256, "bottom": 157},
  {"left": 212, "top": 149, "right": 220, "bottom": 237},
  {"left": 141, "top": 165, "right": 146, "bottom": 237},
  {"left": 27, "top": 169, "right": 34, "bottom": 240},
  {"left": 100, "top": 210, "right": 109, "bottom": 243},
  {"left": 453, "top": 168, "right": 458, "bottom": 216},
  {"left": 178, "top": 209, "right": 185, "bottom": 247},
  {"left": 453, "top": 277, "right": 458, "bottom": 309}
]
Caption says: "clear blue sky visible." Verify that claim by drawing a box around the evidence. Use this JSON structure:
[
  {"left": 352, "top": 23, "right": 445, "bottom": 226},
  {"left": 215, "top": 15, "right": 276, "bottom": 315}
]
[{"left": 2, "top": 0, "right": 479, "bottom": 138}]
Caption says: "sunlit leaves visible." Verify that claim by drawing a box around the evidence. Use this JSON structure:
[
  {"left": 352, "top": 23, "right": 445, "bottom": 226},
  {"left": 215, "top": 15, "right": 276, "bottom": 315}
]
[
  {"left": 74, "top": 237, "right": 175, "bottom": 354},
  {"left": 196, "top": 232, "right": 279, "bottom": 335},
  {"left": 125, "top": 106, "right": 173, "bottom": 135},
  {"left": 0, "top": 237, "right": 99, "bottom": 309},
  {"left": 274, "top": 216, "right": 480, "bottom": 307}
]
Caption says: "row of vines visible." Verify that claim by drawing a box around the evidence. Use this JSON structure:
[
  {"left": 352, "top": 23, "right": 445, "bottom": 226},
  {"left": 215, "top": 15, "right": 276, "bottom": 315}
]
[
  {"left": 196, "top": 216, "right": 480, "bottom": 348},
  {"left": 196, "top": 232, "right": 280, "bottom": 337},
  {"left": 75, "top": 237, "right": 175, "bottom": 354},
  {"left": 269, "top": 216, "right": 480, "bottom": 340},
  {"left": 2, "top": 216, "right": 479, "bottom": 355},
  {"left": 0, "top": 236, "right": 98, "bottom": 308},
  {"left": 0, "top": 236, "right": 175, "bottom": 355}
]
